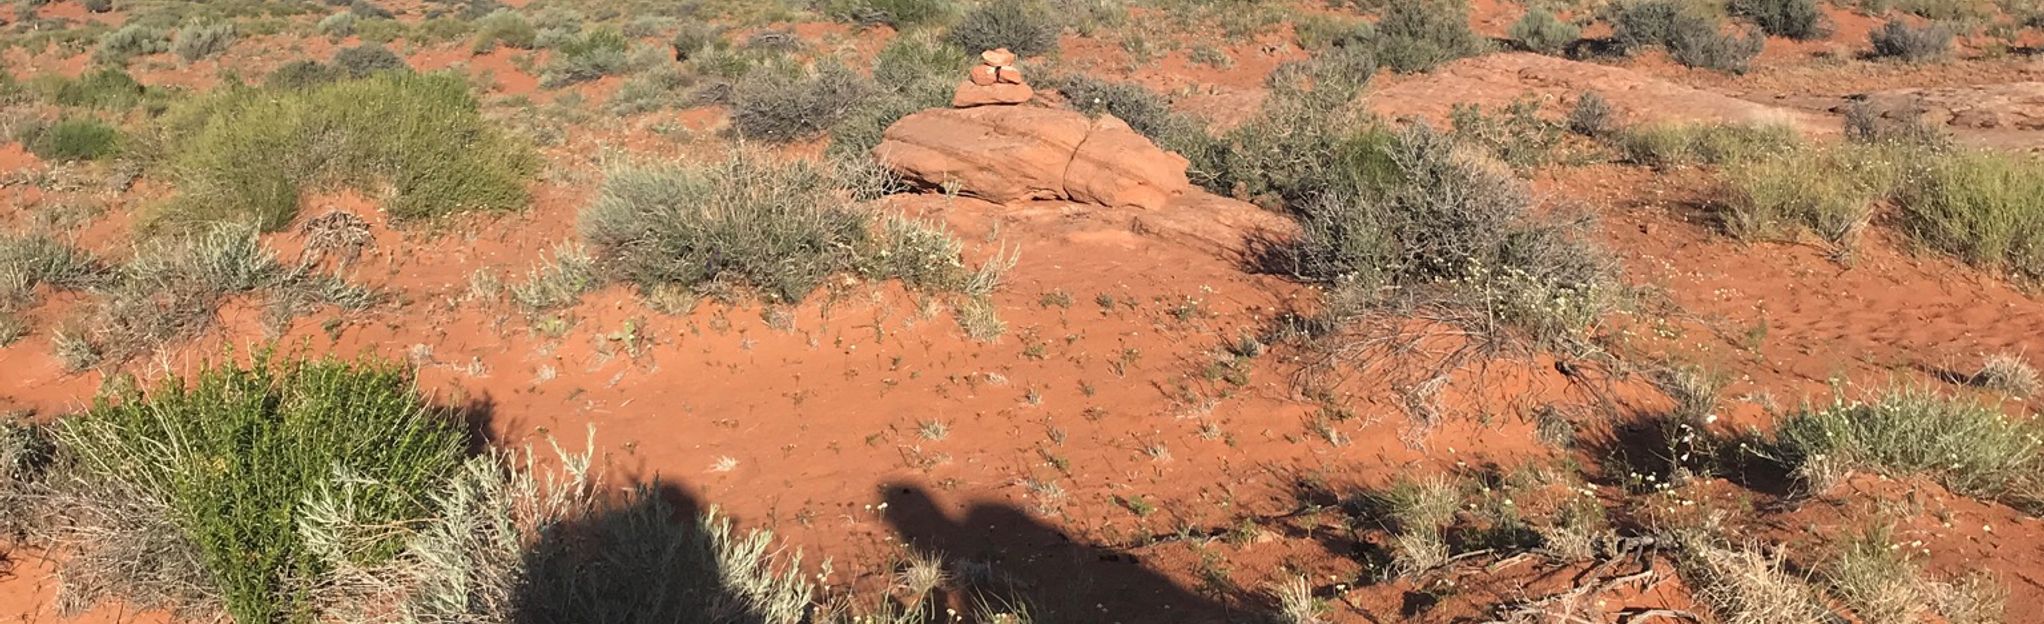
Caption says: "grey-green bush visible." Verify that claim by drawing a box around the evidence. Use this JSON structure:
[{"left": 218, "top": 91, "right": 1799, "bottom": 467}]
[
  {"left": 1668, "top": 21, "right": 1765, "bottom": 73},
  {"left": 1870, "top": 19, "right": 1954, "bottom": 61},
  {"left": 171, "top": 18, "right": 237, "bottom": 62},
  {"left": 1731, "top": 0, "right": 1829, "bottom": 40},
  {"left": 472, "top": 9, "right": 537, "bottom": 53},
  {"left": 540, "top": 28, "right": 631, "bottom": 88},
  {"left": 333, "top": 43, "right": 408, "bottom": 77},
  {"left": 1897, "top": 150, "right": 2044, "bottom": 279},
  {"left": 730, "top": 62, "right": 872, "bottom": 143},
  {"left": 1509, "top": 7, "right": 1580, "bottom": 55},
  {"left": 18, "top": 118, "right": 120, "bottom": 162},
  {"left": 1375, "top": 0, "right": 1489, "bottom": 73},
  {"left": 1771, "top": 387, "right": 2041, "bottom": 509},
  {"left": 944, "top": 0, "right": 1060, "bottom": 57},
  {"left": 94, "top": 24, "right": 170, "bottom": 64}
]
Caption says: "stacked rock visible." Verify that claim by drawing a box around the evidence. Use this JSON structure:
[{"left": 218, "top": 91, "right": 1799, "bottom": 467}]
[{"left": 952, "top": 48, "right": 1031, "bottom": 108}]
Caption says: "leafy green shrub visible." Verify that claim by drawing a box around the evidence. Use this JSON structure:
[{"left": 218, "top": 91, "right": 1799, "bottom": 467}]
[
  {"left": 541, "top": 27, "right": 631, "bottom": 88},
  {"left": 171, "top": 18, "right": 237, "bottom": 62},
  {"left": 944, "top": 0, "right": 1060, "bottom": 57},
  {"left": 1205, "top": 51, "right": 1388, "bottom": 204},
  {"left": 1731, "top": 0, "right": 1829, "bottom": 39},
  {"left": 94, "top": 24, "right": 170, "bottom": 64},
  {"left": 1719, "top": 143, "right": 1904, "bottom": 247},
  {"left": 159, "top": 72, "right": 533, "bottom": 230},
  {"left": 1870, "top": 19, "right": 1954, "bottom": 61},
  {"left": 472, "top": 9, "right": 537, "bottom": 53},
  {"left": 1616, "top": 123, "right": 1798, "bottom": 167},
  {"left": 1508, "top": 7, "right": 1580, "bottom": 55},
  {"left": 19, "top": 118, "right": 121, "bottom": 162},
  {"left": 1897, "top": 150, "right": 2044, "bottom": 279},
  {"left": 58, "top": 352, "right": 466, "bottom": 623},
  {"left": 730, "top": 62, "right": 873, "bottom": 143},
  {"left": 333, "top": 43, "right": 408, "bottom": 77},
  {"left": 1375, "top": 0, "right": 1489, "bottom": 73},
  {"left": 579, "top": 155, "right": 966, "bottom": 303},
  {"left": 1771, "top": 387, "right": 2041, "bottom": 508}
]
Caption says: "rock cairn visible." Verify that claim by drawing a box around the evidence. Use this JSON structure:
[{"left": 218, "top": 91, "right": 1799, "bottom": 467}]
[{"left": 952, "top": 48, "right": 1031, "bottom": 108}]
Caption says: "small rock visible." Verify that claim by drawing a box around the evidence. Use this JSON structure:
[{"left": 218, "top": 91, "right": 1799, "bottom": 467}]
[
  {"left": 969, "top": 64, "right": 998, "bottom": 86},
  {"left": 952, "top": 82, "right": 1033, "bottom": 108},
  {"left": 994, "top": 65, "right": 1024, "bottom": 85},
  {"left": 980, "top": 48, "right": 1017, "bottom": 66}
]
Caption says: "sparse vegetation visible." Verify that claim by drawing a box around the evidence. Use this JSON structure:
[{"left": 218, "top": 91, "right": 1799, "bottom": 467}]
[
  {"left": 539, "top": 27, "right": 632, "bottom": 88},
  {"left": 17, "top": 117, "right": 121, "bottom": 162},
  {"left": 94, "top": 24, "right": 170, "bottom": 64},
  {"left": 170, "top": 18, "right": 237, "bottom": 62},
  {"left": 333, "top": 43, "right": 408, "bottom": 77},
  {"left": 1719, "top": 143, "right": 1904, "bottom": 249},
  {"left": 1974, "top": 352, "right": 2039, "bottom": 397},
  {"left": 1616, "top": 122, "right": 1799, "bottom": 167},
  {"left": 0, "top": 234, "right": 101, "bottom": 308},
  {"left": 1374, "top": 0, "right": 1490, "bottom": 73},
  {"left": 472, "top": 9, "right": 538, "bottom": 53},
  {"left": 1770, "top": 386, "right": 2042, "bottom": 508},
  {"left": 1896, "top": 149, "right": 2044, "bottom": 279},
  {"left": 157, "top": 72, "right": 533, "bottom": 230},
  {"left": 731, "top": 61, "right": 872, "bottom": 143},
  {"left": 1731, "top": 0, "right": 1830, "bottom": 40},
  {"left": 1508, "top": 7, "right": 1580, "bottom": 55}
]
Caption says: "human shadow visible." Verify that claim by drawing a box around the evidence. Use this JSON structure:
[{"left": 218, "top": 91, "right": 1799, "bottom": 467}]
[
  {"left": 509, "top": 479, "right": 810, "bottom": 624},
  {"left": 880, "top": 482, "right": 1254, "bottom": 623}
]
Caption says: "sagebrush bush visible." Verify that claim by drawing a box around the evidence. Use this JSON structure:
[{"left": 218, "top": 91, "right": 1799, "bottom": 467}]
[
  {"left": 159, "top": 72, "right": 534, "bottom": 230},
  {"left": 94, "top": 24, "right": 170, "bottom": 64},
  {"left": 1719, "top": 143, "right": 1904, "bottom": 248},
  {"left": 1287, "top": 126, "right": 1616, "bottom": 344},
  {"left": 1509, "top": 7, "right": 1580, "bottom": 55},
  {"left": 315, "top": 11, "right": 357, "bottom": 38},
  {"left": 472, "top": 9, "right": 538, "bottom": 53},
  {"left": 730, "top": 62, "right": 872, "bottom": 143},
  {"left": 1568, "top": 90, "right": 1617, "bottom": 137},
  {"left": 37, "top": 68, "right": 148, "bottom": 108},
  {"left": 58, "top": 352, "right": 467, "bottom": 623},
  {"left": 671, "top": 21, "right": 725, "bottom": 61},
  {"left": 827, "top": 34, "right": 966, "bottom": 158},
  {"left": 1616, "top": 123, "right": 1799, "bottom": 167},
  {"left": 1770, "top": 387, "right": 2042, "bottom": 508},
  {"left": 1448, "top": 97, "right": 1562, "bottom": 170},
  {"left": 829, "top": 0, "right": 955, "bottom": 27},
  {"left": 1870, "top": 19, "right": 1954, "bottom": 61},
  {"left": 1668, "top": 20, "right": 1766, "bottom": 72},
  {"left": 170, "top": 18, "right": 236, "bottom": 62},
  {"left": 1731, "top": 0, "right": 1829, "bottom": 39},
  {"left": 333, "top": 43, "right": 408, "bottom": 77},
  {"left": 19, "top": 118, "right": 121, "bottom": 162},
  {"left": 264, "top": 59, "right": 344, "bottom": 89},
  {"left": 1204, "top": 46, "right": 1387, "bottom": 203},
  {"left": 1375, "top": 0, "right": 1489, "bottom": 73},
  {"left": 1612, "top": 0, "right": 1687, "bottom": 53},
  {"left": 580, "top": 155, "right": 969, "bottom": 303},
  {"left": 944, "top": 0, "right": 1060, "bottom": 57},
  {"left": 1897, "top": 150, "right": 2044, "bottom": 279}
]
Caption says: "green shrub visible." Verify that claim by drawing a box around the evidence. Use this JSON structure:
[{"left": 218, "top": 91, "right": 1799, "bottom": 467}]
[
  {"left": 1731, "top": 0, "right": 1830, "bottom": 39},
  {"left": 608, "top": 62, "right": 696, "bottom": 115},
  {"left": 94, "top": 24, "right": 170, "bottom": 64},
  {"left": 671, "top": 21, "right": 724, "bottom": 60},
  {"left": 1771, "top": 387, "right": 2041, "bottom": 508},
  {"left": 159, "top": 72, "right": 533, "bottom": 230},
  {"left": 1616, "top": 123, "right": 1798, "bottom": 167},
  {"left": 1375, "top": 0, "right": 1489, "bottom": 73},
  {"left": 350, "top": 0, "right": 393, "bottom": 19},
  {"left": 472, "top": 9, "right": 537, "bottom": 53},
  {"left": 1870, "top": 19, "right": 1954, "bottom": 61},
  {"left": 58, "top": 352, "right": 467, "bottom": 623},
  {"left": 333, "top": 43, "right": 408, "bottom": 77},
  {"left": 730, "top": 62, "right": 873, "bottom": 143},
  {"left": 1612, "top": 0, "right": 1687, "bottom": 53},
  {"left": 315, "top": 11, "right": 356, "bottom": 38},
  {"left": 1719, "top": 143, "right": 1904, "bottom": 247},
  {"left": 1668, "top": 20, "right": 1766, "bottom": 73},
  {"left": 1206, "top": 52, "right": 1388, "bottom": 204},
  {"left": 19, "top": 118, "right": 121, "bottom": 162},
  {"left": 579, "top": 155, "right": 966, "bottom": 303},
  {"left": 39, "top": 68, "right": 148, "bottom": 108},
  {"left": 829, "top": 0, "right": 955, "bottom": 28},
  {"left": 170, "top": 18, "right": 237, "bottom": 62},
  {"left": 541, "top": 27, "right": 631, "bottom": 88},
  {"left": 1897, "top": 150, "right": 2044, "bottom": 279},
  {"left": 1286, "top": 126, "right": 1615, "bottom": 344},
  {"left": 1508, "top": 7, "right": 1580, "bottom": 55},
  {"left": 264, "top": 59, "right": 344, "bottom": 89},
  {"left": 827, "top": 34, "right": 968, "bottom": 158},
  {"left": 944, "top": 0, "right": 1060, "bottom": 57}
]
